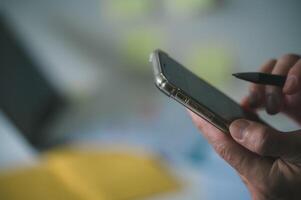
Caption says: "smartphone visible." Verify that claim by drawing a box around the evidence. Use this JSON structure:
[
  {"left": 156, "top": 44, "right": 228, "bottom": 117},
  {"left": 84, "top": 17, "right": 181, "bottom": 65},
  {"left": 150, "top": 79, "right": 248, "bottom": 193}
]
[{"left": 149, "top": 49, "right": 262, "bottom": 133}]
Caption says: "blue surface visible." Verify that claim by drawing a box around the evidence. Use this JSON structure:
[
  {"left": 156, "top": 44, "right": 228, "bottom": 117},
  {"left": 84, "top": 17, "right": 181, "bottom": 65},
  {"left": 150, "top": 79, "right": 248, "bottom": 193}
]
[{"left": 70, "top": 98, "right": 250, "bottom": 200}]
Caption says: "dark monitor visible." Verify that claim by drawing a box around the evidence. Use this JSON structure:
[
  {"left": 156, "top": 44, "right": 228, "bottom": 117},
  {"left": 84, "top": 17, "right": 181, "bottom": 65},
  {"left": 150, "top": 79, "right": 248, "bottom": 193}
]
[{"left": 0, "top": 15, "right": 65, "bottom": 148}]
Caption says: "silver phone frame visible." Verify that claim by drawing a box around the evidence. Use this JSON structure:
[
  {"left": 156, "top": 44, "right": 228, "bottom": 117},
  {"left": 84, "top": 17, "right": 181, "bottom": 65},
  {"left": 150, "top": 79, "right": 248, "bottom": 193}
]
[{"left": 149, "top": 49, "right": 230, "bottom": 133}]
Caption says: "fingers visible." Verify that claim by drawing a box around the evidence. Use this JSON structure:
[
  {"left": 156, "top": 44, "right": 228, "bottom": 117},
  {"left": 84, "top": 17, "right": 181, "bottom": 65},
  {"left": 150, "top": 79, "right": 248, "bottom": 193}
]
[
  {"left": 245, "top": 54, "right": 300, "bottom": 115},
  {"left": 248, "top": 59, "right": 276, "bottom": 109},
  {"left": 265, "top": 54, "right": 300, "bottom": 115},
  {"left": 188, "top": 111, "right": 271, "bottom": 178},
  {"left": 283, "top": 59, "right": 301, "bottom": 94},
  {"left": 230, "top": 119, "right": 301, "bottom": 163}
]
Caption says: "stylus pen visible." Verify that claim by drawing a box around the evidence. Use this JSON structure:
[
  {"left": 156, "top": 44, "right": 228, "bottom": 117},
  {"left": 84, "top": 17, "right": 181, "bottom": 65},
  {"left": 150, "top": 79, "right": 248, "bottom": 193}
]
[{"left": 233, "top": 72, "right": 287, "bottom": 87}]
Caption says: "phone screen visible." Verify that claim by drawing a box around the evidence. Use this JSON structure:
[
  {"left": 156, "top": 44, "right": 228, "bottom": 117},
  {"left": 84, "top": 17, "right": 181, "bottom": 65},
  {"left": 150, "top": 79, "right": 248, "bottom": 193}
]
[{"left": 159, "top": 52, "right": 246, "bottom": 122}]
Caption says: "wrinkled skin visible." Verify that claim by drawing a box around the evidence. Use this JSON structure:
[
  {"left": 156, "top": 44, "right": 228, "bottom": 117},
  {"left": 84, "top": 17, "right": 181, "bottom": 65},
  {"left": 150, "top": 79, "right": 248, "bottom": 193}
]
[{"left": 189, "top": 54, "right": 301, "bottom": 200}]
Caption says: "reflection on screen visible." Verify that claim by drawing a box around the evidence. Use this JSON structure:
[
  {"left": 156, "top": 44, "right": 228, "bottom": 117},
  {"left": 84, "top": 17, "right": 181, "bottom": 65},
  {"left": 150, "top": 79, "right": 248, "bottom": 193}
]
[{"left": 160, "top": 53, "right": 244, "bottom": 121}]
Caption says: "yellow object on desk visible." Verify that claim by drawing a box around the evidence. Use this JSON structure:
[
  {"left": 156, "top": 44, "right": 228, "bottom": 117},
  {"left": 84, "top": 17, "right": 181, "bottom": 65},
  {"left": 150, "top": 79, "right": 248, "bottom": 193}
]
[
  {"left": 0, "top": 147, "right": 179, "bottom": 200},
  {"left": 0, "top": 166, "right": 88, "bottom": 200}
]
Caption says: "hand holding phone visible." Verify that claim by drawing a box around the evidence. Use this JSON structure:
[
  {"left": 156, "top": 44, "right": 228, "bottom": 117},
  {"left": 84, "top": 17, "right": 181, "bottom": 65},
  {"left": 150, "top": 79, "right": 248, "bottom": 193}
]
[{"left": 151, "top": 51, "right": 301, "bottom": 200}]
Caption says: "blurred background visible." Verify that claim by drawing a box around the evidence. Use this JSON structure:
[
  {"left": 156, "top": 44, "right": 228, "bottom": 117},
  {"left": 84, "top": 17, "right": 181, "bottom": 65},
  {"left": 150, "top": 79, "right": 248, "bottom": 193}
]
[{"left": 0, "top": 0, "right": 301, "bottom": 199}]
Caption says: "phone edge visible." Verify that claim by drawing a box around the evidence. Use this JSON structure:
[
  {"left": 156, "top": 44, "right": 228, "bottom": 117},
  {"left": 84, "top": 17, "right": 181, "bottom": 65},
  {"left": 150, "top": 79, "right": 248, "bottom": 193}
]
[{"left": 149, "top": 49, "right": 229, "bottom": 133}]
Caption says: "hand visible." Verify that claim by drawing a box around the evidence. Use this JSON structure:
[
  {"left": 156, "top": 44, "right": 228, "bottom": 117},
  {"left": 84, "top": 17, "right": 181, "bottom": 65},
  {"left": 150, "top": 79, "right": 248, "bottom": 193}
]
[
  {"left": 243, "top": 54, "right": 301, "bottom": 123},
  {"left": 189, "top": 54, "right": 301, "bottom": 200},
  {"left": 190, "top": 112, "right": 301, "bottom": 200}
]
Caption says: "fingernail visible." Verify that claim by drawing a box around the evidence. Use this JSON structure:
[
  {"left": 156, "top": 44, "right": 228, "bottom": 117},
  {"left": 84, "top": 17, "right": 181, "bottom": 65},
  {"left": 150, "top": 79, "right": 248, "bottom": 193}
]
[
  {"left": 284, "top": 75, "right": 298, "bottom": 93},
  {"left": 248, "top": 91, "right": 260, "bottom": 108},
  {"left": 266, "top": 93, "right": 281, "bottom": 115},
  {"left": 230, "top": 120, "right": 249, "bottom": 140}
]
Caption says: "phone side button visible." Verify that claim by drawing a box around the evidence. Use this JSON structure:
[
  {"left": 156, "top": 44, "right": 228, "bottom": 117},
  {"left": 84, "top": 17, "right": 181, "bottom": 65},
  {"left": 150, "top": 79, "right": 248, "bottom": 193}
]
[{"left": 176, "top": 91, "right": 188, "bottom": 103}]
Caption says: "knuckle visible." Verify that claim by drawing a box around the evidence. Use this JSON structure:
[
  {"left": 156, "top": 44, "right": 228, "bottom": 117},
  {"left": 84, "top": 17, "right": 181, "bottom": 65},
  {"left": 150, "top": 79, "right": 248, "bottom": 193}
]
[
  {"left": 214, "top": 142, "right": 232, "bottom": 161},
  {"left": 253, "top": 126, "right": 271, "bottom": 155},
  {"left": 213, "top": 142, "right": 227, "bottom": 157},
  {"left": 213, "top": 142, "right": 242, "bottom": 171}
]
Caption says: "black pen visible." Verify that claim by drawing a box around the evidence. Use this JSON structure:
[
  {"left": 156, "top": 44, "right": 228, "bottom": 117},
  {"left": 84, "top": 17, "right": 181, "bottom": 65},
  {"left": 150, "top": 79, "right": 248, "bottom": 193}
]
[{"left": 233, "top": 72, "right": 287, "bottom": 87}]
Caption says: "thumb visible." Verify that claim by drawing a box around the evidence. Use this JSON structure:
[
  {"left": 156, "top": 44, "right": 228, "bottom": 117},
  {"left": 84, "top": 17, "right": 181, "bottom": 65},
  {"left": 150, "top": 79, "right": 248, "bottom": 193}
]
[{"left": 230, "top": 119, "right": 301, "bottom": 163}]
